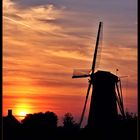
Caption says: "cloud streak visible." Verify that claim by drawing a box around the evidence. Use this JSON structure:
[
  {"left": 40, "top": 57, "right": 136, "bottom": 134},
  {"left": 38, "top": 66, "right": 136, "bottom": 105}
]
[{"left": 3, "top": 16, "right": 32, "bottom": 29}]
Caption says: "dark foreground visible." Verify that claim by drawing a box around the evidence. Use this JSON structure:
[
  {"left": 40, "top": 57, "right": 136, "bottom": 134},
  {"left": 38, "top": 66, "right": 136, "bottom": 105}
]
[{"left": 2, "top": 111, "right": 137, "bottom": 140}]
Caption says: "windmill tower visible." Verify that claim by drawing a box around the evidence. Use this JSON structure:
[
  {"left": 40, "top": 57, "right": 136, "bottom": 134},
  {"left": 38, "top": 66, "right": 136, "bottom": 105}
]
[{"left": 72, "top": 22, "right": 125, "bottom": 128}]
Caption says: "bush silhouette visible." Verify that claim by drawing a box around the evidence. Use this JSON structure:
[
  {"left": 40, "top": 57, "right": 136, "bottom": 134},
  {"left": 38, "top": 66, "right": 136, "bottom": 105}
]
[{"left": 21, "top": 111, "right": 58, "bottom": 129}]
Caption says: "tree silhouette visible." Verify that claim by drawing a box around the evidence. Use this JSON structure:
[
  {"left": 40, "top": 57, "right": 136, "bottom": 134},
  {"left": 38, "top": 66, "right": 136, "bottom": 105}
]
[
  {"left": 3, "top": 110, "right": 137, "bottom": 140},
  {"left": 44, "top": 111, "right": 58, "bottom": 129},
  {"left": 63, "top": 113, "right": 78, "bottom": 129},
  {"left": 125, "top": 112, "right": 137, "bottom": 120},
  {"left": 21, "top": 111, "right": 58, "bottom": 129}
]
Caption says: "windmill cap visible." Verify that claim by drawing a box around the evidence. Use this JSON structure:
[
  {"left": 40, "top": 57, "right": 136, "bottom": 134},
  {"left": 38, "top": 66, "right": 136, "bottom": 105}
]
[{"left": 92, "top": 70, "right": 118, "bottom": 82}]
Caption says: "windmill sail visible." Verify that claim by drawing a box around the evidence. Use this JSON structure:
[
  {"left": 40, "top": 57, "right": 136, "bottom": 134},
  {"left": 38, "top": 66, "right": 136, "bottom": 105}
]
[
  {"left": 72, "top": 69, "right": 91, "bottom": 78},
  {"left": 79, "top": 81, "right": 92, "bottom": 127},
  {"left": 72, "top": 22, "right": 103, "bottom": 79},
  {"left": 79, "top": 22, "right": 103, "bottom": 127},
  {"left": 91, "top": 22, "right": 103, "bottom": 72}
]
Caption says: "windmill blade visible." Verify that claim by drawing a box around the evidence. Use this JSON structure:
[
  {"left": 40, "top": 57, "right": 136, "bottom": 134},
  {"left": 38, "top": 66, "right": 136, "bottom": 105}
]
[
  {"left": 118, "top": 80, "right": 125, "bottom": 117},
  {"left": 118, "top": 79, "right": 123, "bottom": 103},
  {"left": 115, "top": 90, "right": 124, "bottom": 116},
  {"left": 72, "top": 69, "right": 91, "bottom": 78},
  {"left": 79, "top": 22, "right": 103, "bottom": 127},
  {"left": 91, "top": 22, "right": 103, "bottom": 73},
  {"left": 72, "top": 75, "right": 90, "bottom": 78},
  {"left": 119, "top": 76, "right": 128, "bottom": 78},
  {"left": 79, "top": 81, "right": 92, "bottom": 127},
  {"left": 115, "top": 82, "right": 125, "bottom": 118}
]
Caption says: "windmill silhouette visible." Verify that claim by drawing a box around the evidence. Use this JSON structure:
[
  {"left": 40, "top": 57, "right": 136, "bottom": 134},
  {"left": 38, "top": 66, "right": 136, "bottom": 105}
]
[{"left": 72, "top": 22, "right": 125, "bottom": 128}]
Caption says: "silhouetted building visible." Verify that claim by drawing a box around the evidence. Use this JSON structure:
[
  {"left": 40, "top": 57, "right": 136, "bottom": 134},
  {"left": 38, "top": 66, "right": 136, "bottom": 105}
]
[
  {"left": 3, "top": 109, "right": 20, "bottom": 127},
  {"left": 88, "top": 71, "right": 118, "bottom": 128},
  {"left": 3, "top": 110, "right": 22, "bottom": 140},
  {"left": 8, "top": 109, "right": 12, "bottom": 116}
]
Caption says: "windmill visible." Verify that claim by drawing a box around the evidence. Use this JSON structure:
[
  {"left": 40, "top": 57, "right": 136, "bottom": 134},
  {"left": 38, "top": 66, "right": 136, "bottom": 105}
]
[{"left": 72, "top": 22, "right": 125, "bottom": 128}]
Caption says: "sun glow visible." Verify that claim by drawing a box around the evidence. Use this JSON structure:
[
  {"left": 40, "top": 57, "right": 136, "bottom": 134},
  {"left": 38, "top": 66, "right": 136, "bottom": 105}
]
[
  {"left": 14, "top": 101, "right": 32, "bottom": 121},
  {"left": 16, "top": 108, "right": 30, "bottom": 117},
  {"left": 19, "top": 111, "right": 27, "bottom": 117},
  {"left": 15, "top": 108, "right": 30, "bottom": 121}
]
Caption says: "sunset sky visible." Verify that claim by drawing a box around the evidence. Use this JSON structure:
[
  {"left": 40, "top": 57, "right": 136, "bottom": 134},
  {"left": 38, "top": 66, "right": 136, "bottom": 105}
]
[{"left": 3, "top": 0, "right": 137, "bottom": 126}]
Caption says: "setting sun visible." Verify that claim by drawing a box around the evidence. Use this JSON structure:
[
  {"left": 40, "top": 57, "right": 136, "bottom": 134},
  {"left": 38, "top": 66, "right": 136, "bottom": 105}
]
[
  {"left": 15, "top": 108, "right": 29, "bottom": 121},
  {"left": 13, "top": 102, "right": 32, "bottom": 121},
  {"left": 19, "top": 111, "right": 27, "bottom": 117}
]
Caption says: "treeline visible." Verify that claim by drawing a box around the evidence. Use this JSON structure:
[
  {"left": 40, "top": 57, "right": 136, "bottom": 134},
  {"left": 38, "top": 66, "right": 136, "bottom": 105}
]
[{"left": 3, "top": 111, "right": 137, "bottom": 140}]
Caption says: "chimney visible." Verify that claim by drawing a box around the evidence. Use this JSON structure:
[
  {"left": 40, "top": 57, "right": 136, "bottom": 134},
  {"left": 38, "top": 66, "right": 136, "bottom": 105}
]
[{"left": 8, "top": 109, "right": 12, "bottom": 116}]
